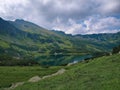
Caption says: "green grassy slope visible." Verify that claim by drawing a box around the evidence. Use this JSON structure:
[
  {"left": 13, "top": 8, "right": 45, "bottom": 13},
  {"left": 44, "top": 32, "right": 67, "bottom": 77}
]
[
  {"left": 0, "top": 18, "right": 73, "bottom": 58},
  {"left": 0, "top": 66, "right": 62, "bottom": 88},
  {"left": 13, "top": 54, "right": 120, "bottom": 90},
  {"left": 53, "top": 30, "right": 120, "bottom": 53},
  {"left": 75, "top": 32, "right": 120, "bottom": 51},
  {"left": 1, "top": 18, "right": 120, "bottom": 56}
]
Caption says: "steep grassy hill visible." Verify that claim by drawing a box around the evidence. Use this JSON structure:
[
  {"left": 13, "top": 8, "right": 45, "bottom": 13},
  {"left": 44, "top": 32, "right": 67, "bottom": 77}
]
[
  {"left": 13, "top": 54, "right": 120, "bottom": 90},
  {"left": 0, "top": 18, "right": 73, "bottom": 57}
]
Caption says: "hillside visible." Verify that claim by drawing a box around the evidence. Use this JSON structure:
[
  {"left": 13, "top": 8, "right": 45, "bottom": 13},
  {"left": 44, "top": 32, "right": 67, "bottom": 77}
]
[
  {"left": 75, "top": 32, "right": 120, "bottom": 51},
  {"left": 0, "top": 17, "right": 120, "bottom": 65},
  {"left": 0, "top": 66, "right": 62, "bottom": 89},
  {"left": 0, "top": 18, "right": 73, "bottom": 57},
  {"left": 0, "top": 17, "right": 120, "bottom": 90},
  {"left": 13, "top": 54, "right": 120, "bottom": 90}
]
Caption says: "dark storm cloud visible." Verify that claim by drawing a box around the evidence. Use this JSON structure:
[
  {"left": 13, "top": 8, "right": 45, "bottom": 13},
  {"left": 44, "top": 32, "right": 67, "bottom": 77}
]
[{"left": 0, "top": 0, "right": 120, "bottom": 34}]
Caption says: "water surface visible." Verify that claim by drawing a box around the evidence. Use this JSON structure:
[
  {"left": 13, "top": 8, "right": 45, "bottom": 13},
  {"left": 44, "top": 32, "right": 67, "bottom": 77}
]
[{"left": 36, "top": 54, "right": 92, "bottom": 66}]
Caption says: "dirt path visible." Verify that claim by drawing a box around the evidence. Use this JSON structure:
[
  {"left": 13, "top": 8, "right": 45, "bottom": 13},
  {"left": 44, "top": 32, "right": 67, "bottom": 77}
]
[
  {"left": 4, "top": 82, "right": 24, "bottom": 90},
  {"left": 4, "top": 68, "right": 66, "bottom": 90},
  {"left": 28, "top": 68, "right": 66, "bottom": 82},
  {"left": 28, "top": 76, "right": 41, "bottom": 82}
]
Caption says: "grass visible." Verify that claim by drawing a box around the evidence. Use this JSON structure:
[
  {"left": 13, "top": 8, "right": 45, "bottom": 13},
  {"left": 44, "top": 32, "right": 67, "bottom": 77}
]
[
  {"left": 0, "top": 40, "right": 10, "bottom": 49},
  {"left": 13, "top": 54, "right": 120, "bottom": 90},
  {"left": 0, "top": 66, "right": 62, "bottom": 89}
]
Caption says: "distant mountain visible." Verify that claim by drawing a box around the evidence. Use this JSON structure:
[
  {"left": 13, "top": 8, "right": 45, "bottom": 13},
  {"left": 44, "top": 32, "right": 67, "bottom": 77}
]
[
  {"left": 74, "top": 32, "right": 120, "bottom": 51},
  {"left": 0, "top": 17, "right": 120, "bottom": 60}
]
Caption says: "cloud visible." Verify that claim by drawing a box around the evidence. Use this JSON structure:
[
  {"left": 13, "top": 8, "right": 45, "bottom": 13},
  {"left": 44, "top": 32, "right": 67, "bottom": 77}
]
[
  {"left": 53, "top": 16, "right": 120, "bottom": 34},
  {"left": 96, "top": 0, "right": 120, "bottom": 15},
  {"left": 0, "top": 0, "right": 120, "bottom": 34},
  {"left": 0, "top": 0, "right": 29, "bottom": 19}
]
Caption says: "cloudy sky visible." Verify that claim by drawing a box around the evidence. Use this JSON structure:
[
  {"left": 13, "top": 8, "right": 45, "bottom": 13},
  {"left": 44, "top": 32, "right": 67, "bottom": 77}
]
[{"left": 0, "top": 0, "right": 120, "bottom": 35}]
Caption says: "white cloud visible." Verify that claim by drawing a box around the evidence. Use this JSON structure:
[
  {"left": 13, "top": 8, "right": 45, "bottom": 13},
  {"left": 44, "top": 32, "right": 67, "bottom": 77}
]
[
  {"left": 0, "top": 0, "right": 120, "bottom": 34},
  {"left": 0, "top": 0, "right": 29, "bottom": 20},
  {"left": 53, "top": 16, "right": 120, "bottom": 35}
]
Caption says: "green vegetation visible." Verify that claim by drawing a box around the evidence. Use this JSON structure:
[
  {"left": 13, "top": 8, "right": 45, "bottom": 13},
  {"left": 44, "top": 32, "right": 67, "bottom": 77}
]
[
  {"left": 112, "top": 45, "right": 120, "bottom": 54},
  {"left": 0, "top": 17, "right": 120, "bottom": 62},
  {"left": 0, "top": 54, "right": 39, "bottom": 66},
  {"left": 13, "top": 54, "right": 120, "bottom": 90},
  {"left": 0, "top": 17, "right": 120, "bottom": 90},
  {"left": 0, "top": 66, "right": 62, "bottom": 88}
]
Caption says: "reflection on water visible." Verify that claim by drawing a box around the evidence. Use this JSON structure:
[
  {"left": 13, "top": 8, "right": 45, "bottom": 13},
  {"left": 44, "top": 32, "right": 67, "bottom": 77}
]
[{"left": 36, "top": 54, "right": 92, "bottom": 66}]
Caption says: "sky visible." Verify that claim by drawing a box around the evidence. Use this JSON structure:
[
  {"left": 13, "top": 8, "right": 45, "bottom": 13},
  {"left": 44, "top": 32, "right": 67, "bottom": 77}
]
[{"left": 0, "top": 0, "right": 120, "bottom": 35}]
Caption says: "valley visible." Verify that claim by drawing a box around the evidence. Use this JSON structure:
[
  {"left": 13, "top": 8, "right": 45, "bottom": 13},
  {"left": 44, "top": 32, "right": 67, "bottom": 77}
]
[
  {"left": 0, "top": 17, "right": 120, "bottom": 90},
  {"left": 0, "top": 17, "right": 120, "bottom": 66}
]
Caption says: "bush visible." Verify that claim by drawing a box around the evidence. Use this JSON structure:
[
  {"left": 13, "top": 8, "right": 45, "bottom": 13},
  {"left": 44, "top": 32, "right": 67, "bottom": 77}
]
[
  {"left": 112, "top": 45, "right": 120, "bottom": 54},
  {"left": 0, "top": 54, "right": 39, "bottom": 66}
]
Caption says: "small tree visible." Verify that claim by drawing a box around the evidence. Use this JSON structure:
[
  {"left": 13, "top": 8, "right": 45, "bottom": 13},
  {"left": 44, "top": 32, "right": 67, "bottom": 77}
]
[{"left": 112, "top": 45, "right": 120, "bottom": 54}]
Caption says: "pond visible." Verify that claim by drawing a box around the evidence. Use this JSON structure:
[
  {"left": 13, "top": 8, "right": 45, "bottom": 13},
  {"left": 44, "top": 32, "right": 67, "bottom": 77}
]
[{"left": 35, "top": 54, "right": 92, "bottom": 66}]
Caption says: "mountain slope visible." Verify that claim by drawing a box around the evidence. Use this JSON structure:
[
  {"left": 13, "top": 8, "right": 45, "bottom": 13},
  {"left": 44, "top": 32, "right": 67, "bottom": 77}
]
[
  {"left": 0, "top": 18, "right": 73, "bottom": 58},
  {"left": 75, "top": 32, "right": 120, "bottom": 50},
  {"left": 0, "top": 17, "right": 120, "bottom": 65},
  {"left": 13, "top": 54, "right": 120, "bottom": 90},
  {"left": 53, "top": 30, "right": 120, "bottom": 52}
]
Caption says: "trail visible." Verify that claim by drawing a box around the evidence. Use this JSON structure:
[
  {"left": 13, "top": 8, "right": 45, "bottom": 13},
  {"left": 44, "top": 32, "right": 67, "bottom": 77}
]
[
  {"left": 4, "top": 82, "right": 24, "bottom": 90},
  {"left": 4, "top": 68, "right": 66, "bottom": 90},
  {"left": 28, "top": 68, "right": 65, "bottom": 82}
]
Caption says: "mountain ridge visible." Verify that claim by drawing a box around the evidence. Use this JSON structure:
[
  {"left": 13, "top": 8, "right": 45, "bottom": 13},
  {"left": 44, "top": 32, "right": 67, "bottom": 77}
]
[{"left": 0, "top": 17, "right": 120, "bottom": 63}]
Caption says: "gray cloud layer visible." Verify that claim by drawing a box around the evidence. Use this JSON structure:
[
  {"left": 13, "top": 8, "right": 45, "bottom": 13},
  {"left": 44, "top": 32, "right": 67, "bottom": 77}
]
[{"left": 0, "top": 0, "right": 120, "bottom": 34}]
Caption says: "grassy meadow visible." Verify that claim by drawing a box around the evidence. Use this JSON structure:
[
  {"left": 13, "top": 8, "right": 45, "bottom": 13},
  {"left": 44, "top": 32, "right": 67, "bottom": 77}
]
[
  {"left": 12, "top": 54, "right": 120, "bottom": 90},
  {"left": 0, "top": 66, "right": 62, "bottom": 89}
]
